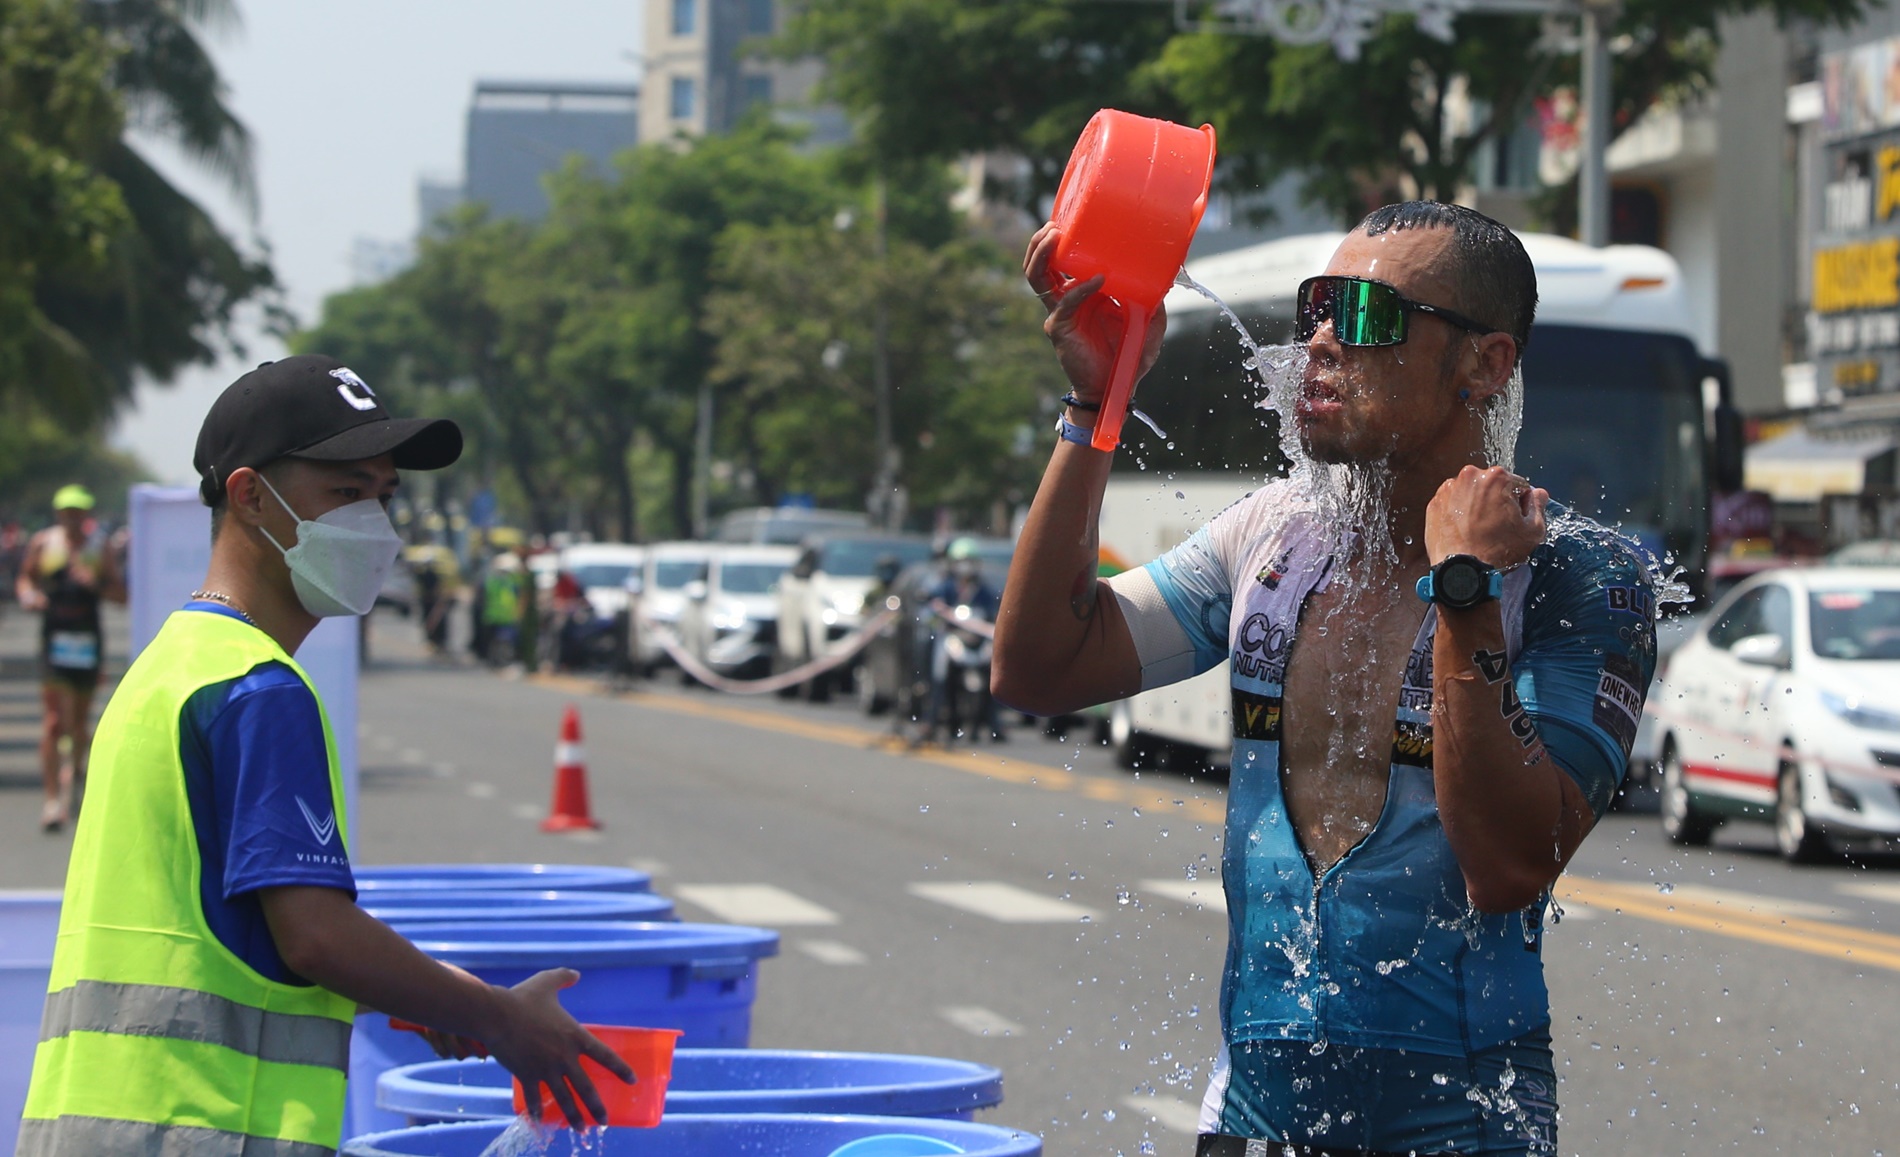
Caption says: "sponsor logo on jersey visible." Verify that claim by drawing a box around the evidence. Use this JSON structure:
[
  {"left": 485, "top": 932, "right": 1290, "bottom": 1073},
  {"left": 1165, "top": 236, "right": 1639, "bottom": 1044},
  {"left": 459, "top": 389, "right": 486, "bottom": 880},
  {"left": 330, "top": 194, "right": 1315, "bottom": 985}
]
[
  {"left": 296, "top": 795, "right": 338, "bottom": 846},
  {"left": 1391, "top": 719, "right": 1434, "bottom": 767},
  {"left": 1233, "top": 611, "right": 1293, "bottom": 684},
  {"left": 1232, "top": 688, "right": 1283, "bottom": 741},
  {"left": 1592, "top": 654, "right": 1644, "bottom": 753},
  {"left": 1605, "top": 584, "right": 1654, "bottom": 619},
  {"left": 1400, "top": 641, "right": 1434, "bottom": 713},
  {"left": 1255, "top": 548, "right": 1293, "bottom": 590}
]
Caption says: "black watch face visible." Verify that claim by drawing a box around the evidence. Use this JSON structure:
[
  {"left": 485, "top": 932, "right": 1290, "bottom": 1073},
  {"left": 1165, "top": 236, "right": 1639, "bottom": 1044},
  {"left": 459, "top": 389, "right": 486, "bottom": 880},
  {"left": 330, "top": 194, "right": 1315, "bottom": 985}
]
[{"left": 1438, "top": 560, "right": 1486, "bottom": 605}]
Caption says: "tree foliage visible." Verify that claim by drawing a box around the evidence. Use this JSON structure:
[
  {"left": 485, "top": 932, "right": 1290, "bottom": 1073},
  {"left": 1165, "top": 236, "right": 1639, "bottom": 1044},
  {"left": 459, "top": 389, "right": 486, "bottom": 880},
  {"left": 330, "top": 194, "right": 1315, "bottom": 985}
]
[
  {"left": 1, "top": 0, "right": 278, "bottom": 515},
  {"left": 298, "top": 122, "right": 1061, "bottom": 538},
  {"left": 786, "top": 0, "right": 1875, "bottom": 223}
]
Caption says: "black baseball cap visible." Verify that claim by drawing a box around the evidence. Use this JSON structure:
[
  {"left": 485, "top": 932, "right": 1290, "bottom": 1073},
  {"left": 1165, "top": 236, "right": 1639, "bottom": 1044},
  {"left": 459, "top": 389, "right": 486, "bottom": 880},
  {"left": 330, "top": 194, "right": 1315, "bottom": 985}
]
[{"left": 194, "top": 355, "right": 463, "bottom": 504}]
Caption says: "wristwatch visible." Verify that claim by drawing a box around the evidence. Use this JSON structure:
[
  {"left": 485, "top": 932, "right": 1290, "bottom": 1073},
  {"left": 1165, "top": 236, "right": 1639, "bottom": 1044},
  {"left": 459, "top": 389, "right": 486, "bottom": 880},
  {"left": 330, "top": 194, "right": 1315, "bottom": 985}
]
[{"left": 1415, "top": 554, "right": 1503, "bottom": 611}]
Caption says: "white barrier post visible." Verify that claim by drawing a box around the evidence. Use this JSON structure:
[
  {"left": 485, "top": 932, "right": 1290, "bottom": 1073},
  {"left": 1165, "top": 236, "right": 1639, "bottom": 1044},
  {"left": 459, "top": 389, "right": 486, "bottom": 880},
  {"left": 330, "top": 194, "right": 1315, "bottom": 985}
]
[{"left": 125, "top": 485, "right": 361, "bottom": 838}]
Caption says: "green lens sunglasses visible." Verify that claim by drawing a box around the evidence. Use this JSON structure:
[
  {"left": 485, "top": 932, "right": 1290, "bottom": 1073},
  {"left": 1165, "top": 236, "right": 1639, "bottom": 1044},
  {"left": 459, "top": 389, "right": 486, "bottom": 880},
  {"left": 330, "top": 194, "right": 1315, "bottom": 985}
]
[{"left": 1296, "top": 275, "right": 1504, "bottom": 347}]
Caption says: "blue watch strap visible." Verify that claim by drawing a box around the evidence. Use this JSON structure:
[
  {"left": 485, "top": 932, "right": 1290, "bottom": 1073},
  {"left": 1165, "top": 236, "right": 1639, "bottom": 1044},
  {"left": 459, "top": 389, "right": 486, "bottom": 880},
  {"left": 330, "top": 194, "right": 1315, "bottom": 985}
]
[{"left": 1056, "top": 414, "right": 1103, "bottom": 448}]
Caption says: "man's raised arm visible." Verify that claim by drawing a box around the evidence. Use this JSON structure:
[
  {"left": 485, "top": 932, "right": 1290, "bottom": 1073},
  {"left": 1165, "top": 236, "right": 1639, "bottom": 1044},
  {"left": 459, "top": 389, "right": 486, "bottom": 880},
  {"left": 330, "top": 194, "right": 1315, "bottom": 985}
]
[{"left": 990, "top": 224, "right": 1163, "bottom": 717}]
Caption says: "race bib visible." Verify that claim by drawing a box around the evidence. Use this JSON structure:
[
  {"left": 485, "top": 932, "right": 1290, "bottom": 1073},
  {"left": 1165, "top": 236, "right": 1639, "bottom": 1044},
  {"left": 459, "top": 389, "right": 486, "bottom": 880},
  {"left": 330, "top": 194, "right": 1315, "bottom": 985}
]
[{"left": 48, "top": 632, "right": 99, "bottom": 669}]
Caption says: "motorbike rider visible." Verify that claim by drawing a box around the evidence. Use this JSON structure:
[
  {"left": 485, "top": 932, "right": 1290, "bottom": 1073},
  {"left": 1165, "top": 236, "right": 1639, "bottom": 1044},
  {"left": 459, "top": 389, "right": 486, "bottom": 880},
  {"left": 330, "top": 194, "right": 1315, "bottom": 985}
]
[{"left": 924, "top": 538, "right": 1003, "bottom": 743}]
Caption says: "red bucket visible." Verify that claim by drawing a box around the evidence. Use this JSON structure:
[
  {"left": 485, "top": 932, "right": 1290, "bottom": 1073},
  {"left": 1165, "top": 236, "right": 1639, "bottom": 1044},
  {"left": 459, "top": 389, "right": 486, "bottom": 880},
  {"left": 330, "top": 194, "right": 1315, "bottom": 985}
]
[
  {"left": 511, "top": 1024, "right": 683, "bottom": 1129},
  {"left": 1047, "top": 109, "right": 1217, "bottom": 451}
]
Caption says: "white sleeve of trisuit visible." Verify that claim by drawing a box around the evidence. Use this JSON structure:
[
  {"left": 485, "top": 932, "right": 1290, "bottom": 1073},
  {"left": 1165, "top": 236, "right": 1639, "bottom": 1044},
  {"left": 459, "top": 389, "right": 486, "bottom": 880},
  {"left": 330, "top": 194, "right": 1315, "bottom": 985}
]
[{"left": 1105, "top": 567, "right": 1200, "bottom": 691}]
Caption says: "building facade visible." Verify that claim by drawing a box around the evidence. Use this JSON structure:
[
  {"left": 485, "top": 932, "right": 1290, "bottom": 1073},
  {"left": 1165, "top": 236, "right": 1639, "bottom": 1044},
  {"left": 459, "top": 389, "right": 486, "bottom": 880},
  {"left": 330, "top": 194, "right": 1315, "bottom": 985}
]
[{"left": 640, "top": 0, "right": 840, "bottom": 143}]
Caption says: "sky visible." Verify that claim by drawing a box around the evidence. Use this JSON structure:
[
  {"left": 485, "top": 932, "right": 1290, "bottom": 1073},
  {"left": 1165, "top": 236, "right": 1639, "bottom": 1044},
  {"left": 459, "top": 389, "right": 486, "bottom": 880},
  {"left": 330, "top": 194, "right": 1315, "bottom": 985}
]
[{"left": 111, "top": 1, "right": 645, "bottom": 485}]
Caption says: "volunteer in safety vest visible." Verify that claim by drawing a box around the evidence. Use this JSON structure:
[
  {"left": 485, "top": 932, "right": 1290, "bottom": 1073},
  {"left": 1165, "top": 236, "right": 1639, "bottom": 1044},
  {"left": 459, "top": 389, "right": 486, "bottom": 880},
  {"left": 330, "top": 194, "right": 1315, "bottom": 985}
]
[{"left": 19, "top": 356, "right": 632, "bottom": 1157}]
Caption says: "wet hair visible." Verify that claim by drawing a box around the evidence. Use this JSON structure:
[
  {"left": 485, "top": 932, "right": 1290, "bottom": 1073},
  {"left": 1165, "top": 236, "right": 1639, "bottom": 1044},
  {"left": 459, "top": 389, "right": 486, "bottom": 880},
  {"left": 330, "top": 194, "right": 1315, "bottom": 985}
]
[{"left": 1355, "top": 201, "right": 1538, "bottom": 358}]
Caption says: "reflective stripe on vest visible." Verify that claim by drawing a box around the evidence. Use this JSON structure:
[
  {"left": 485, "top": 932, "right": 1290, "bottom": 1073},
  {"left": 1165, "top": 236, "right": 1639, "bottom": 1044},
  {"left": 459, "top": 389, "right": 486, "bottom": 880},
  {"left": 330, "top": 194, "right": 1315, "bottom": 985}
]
[
  {"left": 16, "top": 1115, "right": 338, "bottom": 1157},
  {"left": 40, "top": 980, "right": 350, "bottom": 1072}
]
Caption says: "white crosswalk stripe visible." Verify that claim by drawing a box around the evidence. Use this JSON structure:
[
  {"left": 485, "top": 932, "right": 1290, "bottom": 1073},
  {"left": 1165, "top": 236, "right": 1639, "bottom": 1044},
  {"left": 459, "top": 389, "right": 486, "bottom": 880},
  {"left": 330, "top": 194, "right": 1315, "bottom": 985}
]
[
  {"left": 940, "top": 1005, "right": 1024, "bottom": 1037},
  {"left": 909, "top": 881, "right": 1097, "bottom": 923},
  {"left": 677, "top": 884, "right": 840, "bottom": 926},
  {"left": 1139, "top": 878, "right": 1225, "bottom": 915},
  {"left": 1121, "top": 1093, "right": 1203, "bottom": 1135},
  {"left": 795, "top": 939, "right": 868, "bottom": 965}
]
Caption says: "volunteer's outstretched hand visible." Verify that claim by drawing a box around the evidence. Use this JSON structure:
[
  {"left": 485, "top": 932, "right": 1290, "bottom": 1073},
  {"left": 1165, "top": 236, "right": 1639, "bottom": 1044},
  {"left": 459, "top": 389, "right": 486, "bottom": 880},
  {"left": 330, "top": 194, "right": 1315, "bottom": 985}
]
[{"left": 486, "top": 968, "right": 636, "bottom": 1127}]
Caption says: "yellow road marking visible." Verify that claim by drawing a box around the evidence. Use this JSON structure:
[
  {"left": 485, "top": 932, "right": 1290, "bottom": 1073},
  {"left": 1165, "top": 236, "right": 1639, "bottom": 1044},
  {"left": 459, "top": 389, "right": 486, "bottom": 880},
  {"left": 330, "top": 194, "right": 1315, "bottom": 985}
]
[
  {"left": 531, "top": 674, "right": 1226, "bottom": 825},
  {"left": 533, "top": 674, "right": 1900, "bottom": 966},
  {"left": 1558, "top": 877, "right": 1900, "bottom": 974}
]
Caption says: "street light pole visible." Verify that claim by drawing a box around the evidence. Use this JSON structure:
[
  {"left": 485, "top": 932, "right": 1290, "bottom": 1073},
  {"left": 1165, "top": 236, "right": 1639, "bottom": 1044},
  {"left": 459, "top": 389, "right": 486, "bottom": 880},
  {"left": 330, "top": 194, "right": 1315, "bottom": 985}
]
[
  {"left": 870, "top": 175, "right": 897, "bottom": 531},
  {"left": 1578, "top": 0, "right": 1619, "bottom": 248}
]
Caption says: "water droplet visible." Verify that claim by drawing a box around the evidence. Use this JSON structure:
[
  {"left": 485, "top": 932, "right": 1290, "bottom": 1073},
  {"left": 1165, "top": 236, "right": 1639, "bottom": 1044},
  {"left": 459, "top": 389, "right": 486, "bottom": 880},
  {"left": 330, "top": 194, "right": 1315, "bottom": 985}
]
[{"left": 918, "top": 805, "right": 930, "bottom": 814}]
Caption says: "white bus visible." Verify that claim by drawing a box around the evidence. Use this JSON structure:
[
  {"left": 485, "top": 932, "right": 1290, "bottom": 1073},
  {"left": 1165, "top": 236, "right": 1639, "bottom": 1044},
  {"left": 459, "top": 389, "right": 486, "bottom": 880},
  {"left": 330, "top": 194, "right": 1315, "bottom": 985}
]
[{"left": 1098, "top": 230, "right": 1743, "bottom": 769}]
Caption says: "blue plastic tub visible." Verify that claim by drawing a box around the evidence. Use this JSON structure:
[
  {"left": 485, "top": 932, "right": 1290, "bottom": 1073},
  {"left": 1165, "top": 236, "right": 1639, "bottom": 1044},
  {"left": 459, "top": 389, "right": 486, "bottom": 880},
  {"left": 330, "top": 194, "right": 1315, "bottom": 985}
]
[
  {"left": 342, "top": 1115, "right": 1041, "bottom": 1156},
  {"left": 347, "top": 921, "right": 778, "bottom": 1140},
  {"left": 362, "top": 889, "right": 675, "bottom": 925},
  {"left": 354, "top": 864, "right": 653, "bottom": 895},
  {"left": 378, "top": 1050, "right": 1005, "bottom": 1124},
  {"left": 0, "top": 893, "right": 61, "bottom": 1156}
]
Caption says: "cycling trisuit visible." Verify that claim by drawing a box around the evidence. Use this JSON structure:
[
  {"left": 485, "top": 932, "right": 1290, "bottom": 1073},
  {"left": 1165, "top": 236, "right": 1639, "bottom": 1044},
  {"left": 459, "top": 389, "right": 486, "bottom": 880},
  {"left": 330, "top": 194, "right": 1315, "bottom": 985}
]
[
  {"left": 1104, "top": 485, "right": 1656, "bottom": 1152},
  {"left": 36, "top": 530, "right": 106, "bottom": 689}
]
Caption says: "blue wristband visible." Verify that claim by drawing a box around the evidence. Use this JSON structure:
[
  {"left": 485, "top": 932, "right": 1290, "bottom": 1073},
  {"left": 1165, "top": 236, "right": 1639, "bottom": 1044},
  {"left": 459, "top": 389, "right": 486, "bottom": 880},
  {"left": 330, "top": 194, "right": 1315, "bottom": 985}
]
[{"left": 1056, "top": 414, "right": 1108, "bottom": 449}]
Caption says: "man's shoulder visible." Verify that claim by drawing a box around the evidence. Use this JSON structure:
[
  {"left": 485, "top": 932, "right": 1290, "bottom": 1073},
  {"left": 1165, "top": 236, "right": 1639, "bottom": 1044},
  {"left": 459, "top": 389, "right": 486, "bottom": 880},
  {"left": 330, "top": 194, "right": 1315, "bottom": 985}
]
[
  {"left": 187, "top": 659, "right": 314, "bottom": 725},
  {"left": 1523, "top": 507, "right": 1660, "bottom": 618}
]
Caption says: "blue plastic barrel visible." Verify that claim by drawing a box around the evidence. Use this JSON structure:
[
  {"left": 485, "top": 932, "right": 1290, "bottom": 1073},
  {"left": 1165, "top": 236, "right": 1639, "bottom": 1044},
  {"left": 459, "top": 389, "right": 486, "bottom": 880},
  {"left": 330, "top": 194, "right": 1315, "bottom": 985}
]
[
  {"left": 362, "top": 889, "right": 675, "bottom": 925},
  {"left": 354, "top": 864, "right": 652, "bottom": 895},
  {"left": 0, "top": 893, "right": 61, "bottom": 1156},
  {"left": 346, "top": 921, "right": 778, "bottom": 1140},
  {"left": 342, "top": 1115, "right": 1041, "bottom": 1156},
  {"left": 378, "top": 1050, "right": 1005, "bottom": 1125}
]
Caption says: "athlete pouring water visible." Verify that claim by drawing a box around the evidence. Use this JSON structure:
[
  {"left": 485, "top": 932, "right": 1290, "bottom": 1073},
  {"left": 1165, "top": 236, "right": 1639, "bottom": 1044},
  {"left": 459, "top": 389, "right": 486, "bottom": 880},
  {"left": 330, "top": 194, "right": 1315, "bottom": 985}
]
[{"left": 994, "top": 202, "right": 1657, "bottom": 1157}]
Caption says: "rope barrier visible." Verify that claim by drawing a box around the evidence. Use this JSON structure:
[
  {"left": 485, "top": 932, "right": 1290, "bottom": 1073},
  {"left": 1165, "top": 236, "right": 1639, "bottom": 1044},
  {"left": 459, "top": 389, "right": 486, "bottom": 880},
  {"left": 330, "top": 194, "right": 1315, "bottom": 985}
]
[{"left": 651, "top": 608, "right": 901, "bottom": 696}]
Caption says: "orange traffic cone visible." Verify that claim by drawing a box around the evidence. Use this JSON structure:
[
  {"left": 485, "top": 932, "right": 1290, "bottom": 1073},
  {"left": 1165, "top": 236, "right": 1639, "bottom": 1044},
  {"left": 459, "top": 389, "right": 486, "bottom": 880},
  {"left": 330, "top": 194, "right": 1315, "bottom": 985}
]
[{"left": 541, "top": 705, "right": 601, "bottom": 832}]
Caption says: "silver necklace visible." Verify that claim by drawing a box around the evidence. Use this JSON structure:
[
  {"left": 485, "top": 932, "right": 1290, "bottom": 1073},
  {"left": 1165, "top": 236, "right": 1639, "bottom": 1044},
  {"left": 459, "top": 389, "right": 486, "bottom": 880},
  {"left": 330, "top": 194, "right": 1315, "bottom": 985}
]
[{"left": 191, "top": 589, "right": 257, "bottom": 626}]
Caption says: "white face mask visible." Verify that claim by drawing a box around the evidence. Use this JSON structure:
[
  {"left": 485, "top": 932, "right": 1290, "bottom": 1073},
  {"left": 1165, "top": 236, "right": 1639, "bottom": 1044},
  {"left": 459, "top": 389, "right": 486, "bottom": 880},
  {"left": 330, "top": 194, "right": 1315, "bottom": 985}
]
[{"left": 257, "top": 475, "right": 403, "bottom": 618}]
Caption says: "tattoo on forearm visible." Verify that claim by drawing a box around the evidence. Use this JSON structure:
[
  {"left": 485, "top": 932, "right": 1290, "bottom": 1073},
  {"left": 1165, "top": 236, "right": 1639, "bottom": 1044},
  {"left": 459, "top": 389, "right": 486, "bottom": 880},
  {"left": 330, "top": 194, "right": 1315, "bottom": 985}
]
[
  {"left": 1070, "top": 569, "right": 1098, "bottom": 622},
  {"left": 1473, "top": 649, "right": 1509, "bottom": 684}
]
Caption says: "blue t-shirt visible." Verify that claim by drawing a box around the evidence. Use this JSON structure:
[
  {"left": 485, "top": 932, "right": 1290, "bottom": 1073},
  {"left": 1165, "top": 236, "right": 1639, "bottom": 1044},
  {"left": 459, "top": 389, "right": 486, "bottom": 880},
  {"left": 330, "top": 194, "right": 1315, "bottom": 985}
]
[{"left": 177, "top": 602, "right": 356, "bottom": 985}]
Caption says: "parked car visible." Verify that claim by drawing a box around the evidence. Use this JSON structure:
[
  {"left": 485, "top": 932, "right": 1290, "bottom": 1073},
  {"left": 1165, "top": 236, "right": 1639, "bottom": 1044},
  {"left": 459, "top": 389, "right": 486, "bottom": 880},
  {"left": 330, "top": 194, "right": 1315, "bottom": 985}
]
[
  {"left": 558, "top": 543, "right": 646, "bottom": 620},
  {"left": 677, "top": 545, "right": 797, "bottom": 679},
  {"left": 635, "top": 542, "right": 714, "bottom": 672},
  {"left": 1650, "top": 566, "right": 1900, "bottom": 860},
  {"left": 715, "top": 506, "right": 868, "bottom": 545},
  {"left": 775, "top": 533, "right": 933, "bottom": 700}
]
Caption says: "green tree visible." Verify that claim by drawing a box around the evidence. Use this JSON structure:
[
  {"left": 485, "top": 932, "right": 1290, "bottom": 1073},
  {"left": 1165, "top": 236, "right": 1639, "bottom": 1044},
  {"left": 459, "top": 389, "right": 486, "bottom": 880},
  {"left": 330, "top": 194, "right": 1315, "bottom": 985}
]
[
  {"left": 0, "top": 0, "right": 130, "bottom": 415},
  {"left": 787, "top": 0, "right": 1874, "bottom": 223},
  {"left": 706, "top": 217, "right": 1060, "bottom": 522}
]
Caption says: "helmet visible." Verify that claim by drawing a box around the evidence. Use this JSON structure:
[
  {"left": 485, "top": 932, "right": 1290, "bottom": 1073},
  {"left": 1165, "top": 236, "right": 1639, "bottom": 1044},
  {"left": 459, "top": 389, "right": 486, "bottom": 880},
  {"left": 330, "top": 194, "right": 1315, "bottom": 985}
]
[
  {"left": 946, "top": 537, "right": 980, "bottom": 562},
  {"left": 51, "top": 484, "right": 94, "bottom": 512}
]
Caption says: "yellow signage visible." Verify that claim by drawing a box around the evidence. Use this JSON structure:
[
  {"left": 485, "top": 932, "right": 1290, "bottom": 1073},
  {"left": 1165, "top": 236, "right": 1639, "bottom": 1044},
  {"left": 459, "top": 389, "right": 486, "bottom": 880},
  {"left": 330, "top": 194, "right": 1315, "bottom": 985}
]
[
  {"left": 1880, "top": 146, "right": 1900, "bottom": 220},
  {"left": 1814, "top": 238, "right": 1900, "bottom": 313}
]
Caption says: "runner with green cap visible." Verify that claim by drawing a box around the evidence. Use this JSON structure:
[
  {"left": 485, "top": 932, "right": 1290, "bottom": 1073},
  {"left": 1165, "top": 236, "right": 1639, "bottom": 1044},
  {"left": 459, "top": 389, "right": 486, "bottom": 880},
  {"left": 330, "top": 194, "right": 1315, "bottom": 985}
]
[{"left": 14, "top": 484, "right": 124, "bottom": 832}]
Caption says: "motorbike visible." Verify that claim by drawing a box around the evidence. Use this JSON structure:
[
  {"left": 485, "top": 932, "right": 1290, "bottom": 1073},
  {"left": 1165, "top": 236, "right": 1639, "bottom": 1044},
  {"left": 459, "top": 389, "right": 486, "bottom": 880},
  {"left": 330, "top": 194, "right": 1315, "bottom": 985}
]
[{"left": 935, "top": 603, "right": 996, "bottom": 744}]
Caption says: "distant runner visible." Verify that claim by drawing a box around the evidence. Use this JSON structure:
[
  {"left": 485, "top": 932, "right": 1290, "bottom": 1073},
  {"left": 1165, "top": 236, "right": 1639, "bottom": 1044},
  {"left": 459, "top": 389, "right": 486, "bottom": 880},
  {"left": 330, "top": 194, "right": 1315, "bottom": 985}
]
[
  {"left": 13, "top": 485, "right": 124, "bottom": 832},
  {"left": 995, "top": 202, "right": 1657, "bottom": 1156}
]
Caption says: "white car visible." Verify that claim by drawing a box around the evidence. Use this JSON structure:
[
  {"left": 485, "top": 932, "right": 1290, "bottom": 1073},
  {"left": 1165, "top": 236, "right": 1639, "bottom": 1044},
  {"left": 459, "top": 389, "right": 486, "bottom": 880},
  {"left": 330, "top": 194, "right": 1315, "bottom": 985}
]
[
  {"left": 677, "top": 545, "right": 797, "bottom": 677},
  {"left": 557, "top": 543, "right": 645, "bottom": 621},
  {"left": 635, "top": 542, "right": 713, "bottom": 671},
  {"left": 1650, "top": 566, "right": 1900, "bottom": 860}
]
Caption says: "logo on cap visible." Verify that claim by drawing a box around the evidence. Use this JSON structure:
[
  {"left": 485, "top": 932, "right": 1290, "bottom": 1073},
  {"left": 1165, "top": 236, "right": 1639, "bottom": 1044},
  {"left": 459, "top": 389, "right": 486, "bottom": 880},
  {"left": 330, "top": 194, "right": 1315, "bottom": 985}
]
[{"left": 330, "top": 367, "right": 378, "bottom": 412}]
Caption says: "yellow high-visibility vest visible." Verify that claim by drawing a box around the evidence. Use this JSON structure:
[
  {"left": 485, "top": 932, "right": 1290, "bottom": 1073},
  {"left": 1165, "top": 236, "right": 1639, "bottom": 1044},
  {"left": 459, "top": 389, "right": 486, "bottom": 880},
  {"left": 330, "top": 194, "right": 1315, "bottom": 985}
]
[{"left": 19, "top": 610, "right": 357, "bottom": 1156}]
